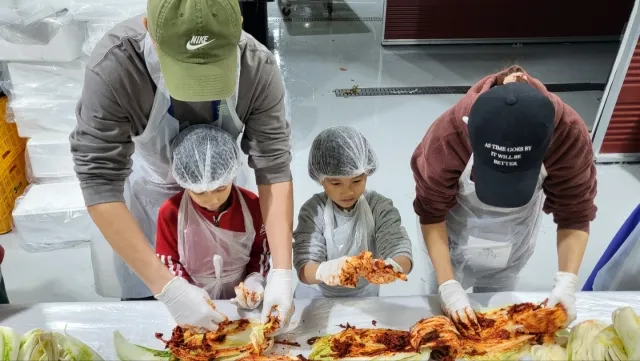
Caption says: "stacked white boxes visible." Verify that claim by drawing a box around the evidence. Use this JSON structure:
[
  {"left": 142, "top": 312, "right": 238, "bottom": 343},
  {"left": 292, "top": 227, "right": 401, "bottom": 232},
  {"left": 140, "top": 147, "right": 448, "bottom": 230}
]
[
  {"left": 0, "top": 0, "right": 142, "bottom": 254},
  {"left": 6, "top": 59, "right": 84, "bottom": 139},
  {"left": 11, "top": 181, "right": 92, "bottom": 251},
  {"left": 0, "top": 1, "right": 85, "bottom": 62}
]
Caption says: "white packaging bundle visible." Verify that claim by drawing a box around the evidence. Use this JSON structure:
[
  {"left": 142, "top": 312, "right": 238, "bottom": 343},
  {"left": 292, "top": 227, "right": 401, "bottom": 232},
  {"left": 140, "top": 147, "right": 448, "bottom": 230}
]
[
  {"left": 12, "top": 181, "right": 92, "bottom": 252},
  {"left": 0, "top": 0, "right": 71, "bottom": 42},
  {"left": 9, "top": 96, "right": 78, "bottom": 137},
  {"left": 70, "top": 0, "right": 145, "bottom": 21},
  {"left": 70, "top": 0, "right": 145, "bottom": 56},
  {"left": 5, "top": 58, "right": 85, "bottom": 137},
  {"left": 26, "top": 137, "right": 77, "bottom": 183},
  {"left": 0, "top": 8, "right": 85, "bottom": 62}
]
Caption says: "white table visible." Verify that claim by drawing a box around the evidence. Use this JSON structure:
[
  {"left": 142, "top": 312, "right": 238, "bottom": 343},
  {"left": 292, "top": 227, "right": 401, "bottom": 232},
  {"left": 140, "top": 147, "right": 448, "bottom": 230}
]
[{"left": 0, "top": 292, "right": 638, "bottom": 359}]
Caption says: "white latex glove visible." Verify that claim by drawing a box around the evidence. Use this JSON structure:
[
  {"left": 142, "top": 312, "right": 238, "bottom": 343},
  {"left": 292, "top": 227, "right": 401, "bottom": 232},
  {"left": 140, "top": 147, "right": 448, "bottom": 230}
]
[
  {"left": 546, "top": 271, "right": 577, "bottom": 326},
  {"left": 384, "top": 258, "right": 403, "bottom": 273},
  {"left": 261, "top": 269, "right": 294, "bottom": 335},
  {"left": 231, "top": 272, "right": 265, "bottom": 310},
  {"left": 155, "top": 276, "right": 228, "bottom": 330},
  {"left": 315, "top": 256, "right": 349, "bottom": 286},
  {"left": 438, "top": 279, "right": 480, "bottom": 336}
]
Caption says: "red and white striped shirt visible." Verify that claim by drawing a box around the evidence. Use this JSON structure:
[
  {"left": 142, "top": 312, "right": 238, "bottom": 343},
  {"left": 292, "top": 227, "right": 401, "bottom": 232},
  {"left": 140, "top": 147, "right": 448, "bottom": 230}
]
[{"left": 155, "top": 185, "right": 270, "bottom": 287}]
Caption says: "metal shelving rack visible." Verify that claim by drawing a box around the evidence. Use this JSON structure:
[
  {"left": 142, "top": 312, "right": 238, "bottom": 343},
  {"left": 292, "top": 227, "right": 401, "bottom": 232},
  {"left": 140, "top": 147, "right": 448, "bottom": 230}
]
[{"left": 278, "top": 0, "right": 334, "bottom": 17}]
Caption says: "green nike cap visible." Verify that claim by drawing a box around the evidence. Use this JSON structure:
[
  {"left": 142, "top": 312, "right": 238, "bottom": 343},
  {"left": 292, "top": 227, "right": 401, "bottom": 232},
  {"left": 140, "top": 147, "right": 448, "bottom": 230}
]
[{"left": 147, "top": 0, "right": 242, "bottom": 102}]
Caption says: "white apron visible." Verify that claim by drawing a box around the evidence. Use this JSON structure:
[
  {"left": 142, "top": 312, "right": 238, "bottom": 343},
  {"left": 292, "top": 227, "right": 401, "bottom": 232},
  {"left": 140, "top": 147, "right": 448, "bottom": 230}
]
[
  {"left": 91, "top": 34, "right": 250, "bottom": 299},
  {"left": 294, "top": 194, "right": 378, "bottom": 298},
  {"left": 178, "top": 187, "right": 254, "bottom": 299},
  {"left": 431, "top": 155, "right": 547, "bottom": 293}
]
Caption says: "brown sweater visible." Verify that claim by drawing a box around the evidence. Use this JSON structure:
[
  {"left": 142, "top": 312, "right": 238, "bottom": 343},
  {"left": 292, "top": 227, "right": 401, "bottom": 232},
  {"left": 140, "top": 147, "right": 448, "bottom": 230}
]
[{"left": 410, "top": 67, "right": 597, "bottom": 233}]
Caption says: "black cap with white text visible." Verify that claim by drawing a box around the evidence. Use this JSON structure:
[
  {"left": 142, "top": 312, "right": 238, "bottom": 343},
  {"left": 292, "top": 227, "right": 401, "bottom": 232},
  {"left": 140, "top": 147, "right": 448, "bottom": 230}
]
[{"left": 468, "top": 82, "right": 555, "bottom": 208}]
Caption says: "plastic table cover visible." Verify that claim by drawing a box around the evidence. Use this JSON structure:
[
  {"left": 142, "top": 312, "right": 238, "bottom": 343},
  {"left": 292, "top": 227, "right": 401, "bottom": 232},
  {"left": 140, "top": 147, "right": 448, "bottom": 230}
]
[{"left": 0, "top": 292, "right": 639, "bottom": 360}]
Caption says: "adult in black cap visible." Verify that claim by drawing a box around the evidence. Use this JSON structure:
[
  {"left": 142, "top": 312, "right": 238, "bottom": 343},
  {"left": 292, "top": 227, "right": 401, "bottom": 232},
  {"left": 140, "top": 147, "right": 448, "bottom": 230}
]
[{"left": 411, "top": 67, "right": 597, "bottom": 334}]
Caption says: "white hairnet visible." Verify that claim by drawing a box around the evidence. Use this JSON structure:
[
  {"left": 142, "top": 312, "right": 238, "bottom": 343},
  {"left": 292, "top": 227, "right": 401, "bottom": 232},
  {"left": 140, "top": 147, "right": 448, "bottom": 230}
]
[
  {"left": 308, "top": 126, "right": 378, "bottom": 183},
  {"left": 171, "top": 124, "right": 240, "bottom": 193}
]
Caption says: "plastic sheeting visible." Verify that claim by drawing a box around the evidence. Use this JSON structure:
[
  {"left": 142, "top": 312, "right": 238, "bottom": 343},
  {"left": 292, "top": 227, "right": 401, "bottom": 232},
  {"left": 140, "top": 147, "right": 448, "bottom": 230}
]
[
  {"left": 82, "top": 20, "right": 117, "bottom": 55},
  {"left": 69, "top": 0, "right": 145, "bottom": 21},
  {"left": 0, "top": 9, "right": 84, "bottom": 62},
  {"left": 4, "top": 58, "right": 85, "bottom": 137},
  {"left": 12, "top": 181, "right": 92, "bottom": 252},
  {"left": 0, "top": 0, "right": 70, "bottom": 44},
  {"left": 0, "top": 292, "right": 639, "bottom": 360},
  {"left": 71, "top": 0, "right": 146, "bottom": 56},
  {"left": 26, "top": 137, "right": 77, "bottom": 183}
]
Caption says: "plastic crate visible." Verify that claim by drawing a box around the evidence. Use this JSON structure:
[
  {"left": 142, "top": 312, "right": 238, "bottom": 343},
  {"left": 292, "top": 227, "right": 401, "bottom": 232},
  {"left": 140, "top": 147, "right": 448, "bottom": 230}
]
[
  {"left": 0, "top": 97, "right": 26, "bottom": 171},
  {"left": 0, "top": 149, "right": 28, "bottom": 234}
]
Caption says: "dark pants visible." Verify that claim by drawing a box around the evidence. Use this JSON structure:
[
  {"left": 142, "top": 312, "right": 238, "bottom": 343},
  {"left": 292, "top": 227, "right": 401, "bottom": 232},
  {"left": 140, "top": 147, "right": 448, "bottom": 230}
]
[
  {"left": 240, "top": 0, "right": 270, "bottom": 48},
  {"left": 121, "top": 296, "right": 156, "bottom": 301},
  {"left": 0, "top": 277, "right": 9, "bottom": 304}
]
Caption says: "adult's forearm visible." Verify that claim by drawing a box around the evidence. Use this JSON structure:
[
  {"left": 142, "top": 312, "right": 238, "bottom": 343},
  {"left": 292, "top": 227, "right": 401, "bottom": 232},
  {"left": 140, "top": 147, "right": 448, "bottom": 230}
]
[
  {"left": 258, "top": 181, "right": 293, "bottom": 270},
  {"left": 421, "top": 222, "right": 455, "bottom": 285},
  {"left": 557, "top": 229, "right": 589, "bottom": 274},
  {"left": 392, "top": 256, "right": 413, "bottom": 274},
  {"left": 299, "top": 263, "right": 321, "bottom": 285},
  {"left": 88, "top": 202, "right": 173, "bottom": 295}
]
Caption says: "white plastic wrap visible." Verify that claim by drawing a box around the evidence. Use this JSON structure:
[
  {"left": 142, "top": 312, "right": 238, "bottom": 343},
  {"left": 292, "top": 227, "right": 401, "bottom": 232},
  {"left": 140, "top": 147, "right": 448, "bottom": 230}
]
[
  {"left": 4, "top": 58, "right": 85, "bottom": 137},
  {"left": 0, "top": 0, "right": 70, "bottom": 43},
  {"left": 70, "top": 0, "right": 145, "bottom": 21},
  {"left": 12, "top": 181, "right": 92, "bottom": 252},
  {"left": 0, "top": 292, "right": 639, "bottom": 360},
  {"left": 26, "top": 137, "right": 77, "bottom": 183},
  {"left": 82, "top": 20, "right": 118, "bottom": 56},
  {"left": 0, "top": 9, "right": 85, "bottom": 62}
]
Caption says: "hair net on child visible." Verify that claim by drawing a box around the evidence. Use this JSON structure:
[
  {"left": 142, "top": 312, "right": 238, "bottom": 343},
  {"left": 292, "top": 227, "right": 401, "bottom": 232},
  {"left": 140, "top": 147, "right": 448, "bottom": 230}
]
[
  {"left": 171, "top": 124, "right": 241, "bottom": 193},
  {"left": 308, "top": 125, "right": 378, "bottom": 183}
]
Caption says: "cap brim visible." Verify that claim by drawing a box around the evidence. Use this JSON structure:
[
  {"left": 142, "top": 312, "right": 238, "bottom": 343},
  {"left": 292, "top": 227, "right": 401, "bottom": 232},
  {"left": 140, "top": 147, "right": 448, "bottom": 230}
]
[
  {"left": 155, "top": 46, "right": 237, "bottom": 102},
  {"left": 474, "top": 160, "right": 541, "bottom": 208}
]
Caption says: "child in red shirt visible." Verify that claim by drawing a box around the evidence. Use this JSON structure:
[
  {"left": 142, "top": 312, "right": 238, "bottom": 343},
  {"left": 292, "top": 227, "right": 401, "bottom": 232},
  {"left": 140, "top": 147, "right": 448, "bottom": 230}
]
[{"left": 156, "top": 125, "right": 269, "bottom": 309}]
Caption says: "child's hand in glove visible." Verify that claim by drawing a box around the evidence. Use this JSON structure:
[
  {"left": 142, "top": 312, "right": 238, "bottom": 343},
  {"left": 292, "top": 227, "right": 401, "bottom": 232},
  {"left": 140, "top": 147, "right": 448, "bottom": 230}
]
[{"left": 315, "top": 257, "right": 351, "bottom": 286}]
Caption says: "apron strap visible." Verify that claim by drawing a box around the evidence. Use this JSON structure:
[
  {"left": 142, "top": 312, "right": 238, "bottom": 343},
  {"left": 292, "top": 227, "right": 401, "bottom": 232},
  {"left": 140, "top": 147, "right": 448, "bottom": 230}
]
[
  {"left": 196, "top": 255, "right": 243, "bottom": 285},
  {"left": 213, "top": 254, "right": 223, "bottom": 282},
  {"left": 235, "top": 186, "right": 255, "bottom": 235},
  {"left": 323, "top": 198, "right": 335, "bottom": 246}
]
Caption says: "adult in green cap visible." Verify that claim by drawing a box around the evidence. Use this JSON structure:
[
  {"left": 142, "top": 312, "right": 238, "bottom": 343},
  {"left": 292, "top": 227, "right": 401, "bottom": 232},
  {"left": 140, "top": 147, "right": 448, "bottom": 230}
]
[{"left": 71, "top": 0, "right": 294, "bottom": 333}]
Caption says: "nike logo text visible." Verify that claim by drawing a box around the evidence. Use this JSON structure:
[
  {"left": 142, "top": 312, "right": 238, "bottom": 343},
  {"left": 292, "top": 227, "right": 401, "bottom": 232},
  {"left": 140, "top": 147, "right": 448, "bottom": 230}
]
[{"left": 186, "top": 35, "right": 215, "bottom": 50}]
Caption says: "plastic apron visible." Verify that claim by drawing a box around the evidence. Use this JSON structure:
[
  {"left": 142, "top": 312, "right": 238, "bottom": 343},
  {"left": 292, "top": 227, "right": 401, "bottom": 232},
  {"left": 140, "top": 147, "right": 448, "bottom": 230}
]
[
  {"left": 584, "top": 203, "right": 640, "bottom": 291},
  {"left": 93, "top": 33, "right": 249, "bottom": 299},
  {"left": 294, "top": 194, "right": 378, "bottom": 298},
  {"left": 178, "top": 187, "right": 254, "bottom": 299},
  {"left": 432, "top": 155, "right": 547, "bottom": 293}
]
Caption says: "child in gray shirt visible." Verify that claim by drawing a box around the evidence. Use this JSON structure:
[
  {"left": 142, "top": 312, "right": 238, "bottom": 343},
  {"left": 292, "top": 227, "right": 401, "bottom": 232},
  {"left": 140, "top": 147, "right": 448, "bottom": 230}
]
[{"left": 293, "top": 126, "right": 413, "bottom": 298}]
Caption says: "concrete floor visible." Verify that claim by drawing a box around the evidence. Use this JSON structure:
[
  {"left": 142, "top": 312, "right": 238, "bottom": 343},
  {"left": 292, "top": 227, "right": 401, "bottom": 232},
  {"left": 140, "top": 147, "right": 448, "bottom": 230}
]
[{"left": 1, "top": 0, "right": 639, "bottom": 303}]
